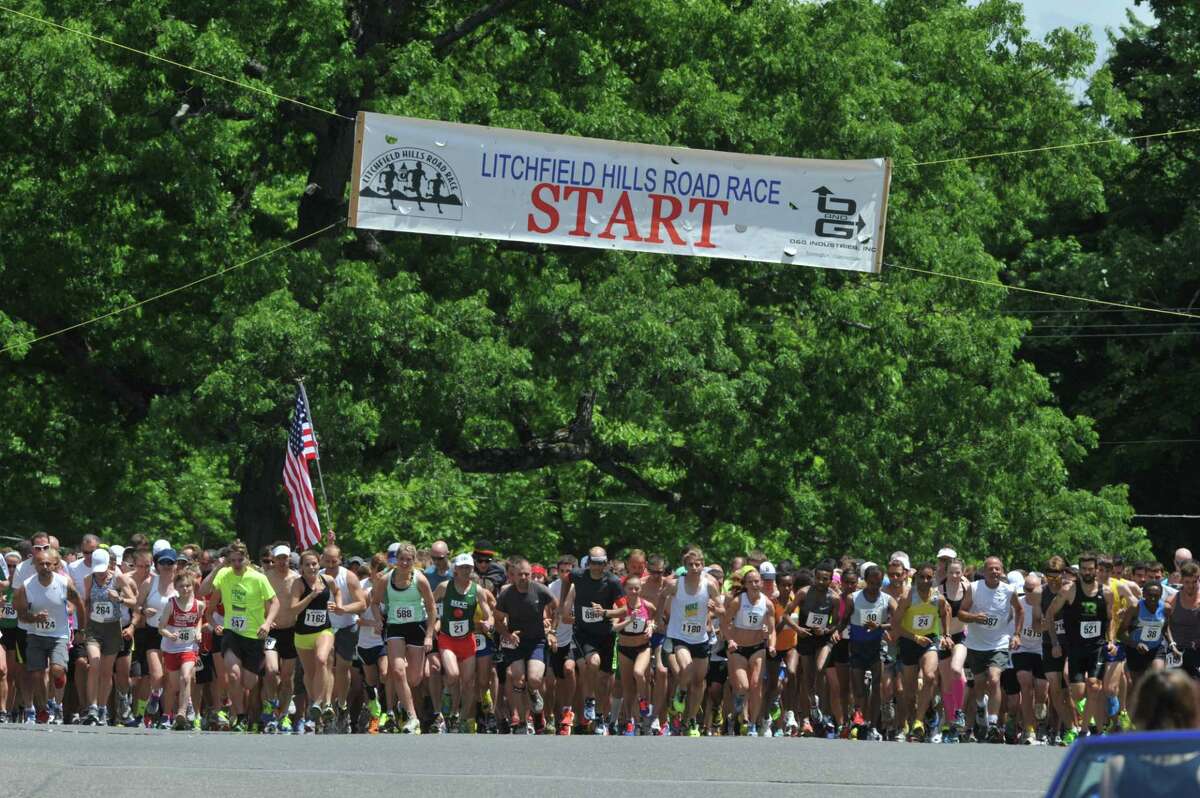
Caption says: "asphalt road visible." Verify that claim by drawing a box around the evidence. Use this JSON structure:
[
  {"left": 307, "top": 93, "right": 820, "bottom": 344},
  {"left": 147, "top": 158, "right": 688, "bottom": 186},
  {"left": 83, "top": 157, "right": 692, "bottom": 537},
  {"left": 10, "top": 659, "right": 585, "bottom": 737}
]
[{"left": 0, "top": 725, "right": 1064, "bottom": 797}]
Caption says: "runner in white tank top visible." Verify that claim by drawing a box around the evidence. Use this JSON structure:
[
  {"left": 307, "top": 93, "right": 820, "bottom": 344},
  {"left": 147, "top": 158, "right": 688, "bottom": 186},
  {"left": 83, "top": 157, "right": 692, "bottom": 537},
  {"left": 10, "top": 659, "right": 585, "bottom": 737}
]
[{"left": 722, "top": 569, "right": 777, "bottom": 736}]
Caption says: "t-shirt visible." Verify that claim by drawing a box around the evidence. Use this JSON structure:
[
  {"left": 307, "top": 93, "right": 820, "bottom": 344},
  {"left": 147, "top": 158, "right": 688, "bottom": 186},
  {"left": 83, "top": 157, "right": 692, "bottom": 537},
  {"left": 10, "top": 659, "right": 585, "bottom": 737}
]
[
  {"left": 570, "top": 568, "right": 624, "bottom": 635},
  {"left": 424, "top": 565, "right": 453, "bottom": 592},
  {"left": 212, "top": 566, "right": 276, "bottom": 639},
  {"left": 496, "top": 581, "right": 555, "bottom": 642}
]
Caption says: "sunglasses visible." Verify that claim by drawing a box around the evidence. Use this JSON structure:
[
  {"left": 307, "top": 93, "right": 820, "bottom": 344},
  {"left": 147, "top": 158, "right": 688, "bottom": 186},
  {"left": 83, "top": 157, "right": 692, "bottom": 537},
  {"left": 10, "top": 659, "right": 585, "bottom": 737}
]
[
  {"left": 33, "top": 544, "right": 51, "bottom": 551},
  {"left": 474, "top": 557, "right": 491, "bottom": 563}
]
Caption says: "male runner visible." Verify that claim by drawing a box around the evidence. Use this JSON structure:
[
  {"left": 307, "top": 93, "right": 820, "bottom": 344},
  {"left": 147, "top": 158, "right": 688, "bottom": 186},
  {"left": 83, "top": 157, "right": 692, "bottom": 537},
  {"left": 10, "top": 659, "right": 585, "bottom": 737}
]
[
  {"left": 495, "top": 557, "right": 557, "bottom": 734},
  {"left": 321, "top": 545, "right": 367, "bottom": 732},
  {"left": 1046, "top": 552, "right": 1115, "bottom": 737},
  {"left": 656, "top": 547, "right": 721, "bottom": 736},
  {"left": 263, "top": 544, "right": 298, "bottom": 732},
  {"left": 13, "top": 549, "right": 85, "bottom": 723},
  {"left": 958, "top": 555, "right": 1024, "bottom": 742},
  {"left": 562, "top": 547, "right": 624, "bottom": 733}
]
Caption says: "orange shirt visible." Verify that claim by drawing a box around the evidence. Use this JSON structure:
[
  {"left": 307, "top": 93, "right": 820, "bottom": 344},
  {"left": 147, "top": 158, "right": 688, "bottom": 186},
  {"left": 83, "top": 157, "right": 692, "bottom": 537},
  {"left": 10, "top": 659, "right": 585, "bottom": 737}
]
[{"left": 775, "top": 601, "right": 798, "bottom": 650}]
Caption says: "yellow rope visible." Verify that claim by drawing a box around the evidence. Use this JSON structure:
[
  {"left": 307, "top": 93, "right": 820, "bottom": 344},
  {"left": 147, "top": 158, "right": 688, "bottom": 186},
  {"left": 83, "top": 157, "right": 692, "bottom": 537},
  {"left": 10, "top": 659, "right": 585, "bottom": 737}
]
[
  {"left": 0, "top": 4, "right": 353, "bottom": 120},
  {"left": 1, "top": 221, "right": 345, "bottom": 355},
  {"left": 912, "top": 127, "right": 1200, "bottom": 167},
  {"left": 891, "top": 264, "right": 1200, "bottom": 320}
]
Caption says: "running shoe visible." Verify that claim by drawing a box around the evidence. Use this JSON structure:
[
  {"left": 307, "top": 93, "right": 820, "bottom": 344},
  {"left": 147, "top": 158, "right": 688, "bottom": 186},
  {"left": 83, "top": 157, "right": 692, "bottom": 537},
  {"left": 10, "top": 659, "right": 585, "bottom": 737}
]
[
  {"left": 173, "top": 713, "right": 190, "bottom": 731},
  {"left": 583, "top": 697, "right": 597, "bottom": 722},
  {"left": 649, "top": 716, "right": 661, "bottom": 735},
  {"left": 866, "top": 725, "right": 883, "bottom": 741},
  {"left": 657, "top": 720, "right": 671, "bottom": 737},
  {"left": 986, "top": 724, "right": 1004, "bottom": 744},
  {"left": 464, "top": 717, "right": 478, "bottom": 734},
  {"left": 746, "top": 722, "right": 758, "bottom": 737},
  {"left": 433, "top": 714, "right": 447, "bottom": 734},
  {"left": 69, "top": 712, "right": 81, "bottom": 726},
  {"left": 1021, "top": 729, "right": 1037, "bottom": 745},
  {"left": 525, "top": 721, "right": 536, "bottom": 735},
  {"left": 770, "top": 697, "right": 782, "bottom": 722},
  {"left": 1117, "top": 710, "right": 1132, "bottom": 732},
  {"left": 638, "top": 696, "right": 650, "bottom": 718},
  {"left": 801, "top": 717, "right": 814, "bottom": 736},
  {"left": 688, "top": 719, "right": 701, "bottom": 737},
  {"left": 784, "top": 710, "right": 798, "bottom": 735},
  {"left": 928, "top": 727, "right": 943, "bottom": 744},
  {"left": 82, "top": 705, "right": 99, "bottom": 726},
  {"left": 672, "top": 689, "right": 686, "bottom": 714},
  {"left": 593, "top": 721, "right": 608, "bottom": 736},
  {"left": 1061, "top": 728, "right": 1077, "bottom": 746},
  {"left": 480, "top": 689, "right": 494, "bottom": 714},
  {"left": 321, "top": 704, "right": 337, "bottom": 733},
  {"left": 942, "top": 725, "right": 958, "bottom": 743},
  {"left": 773, "top": 726, "right": 785, "bottom": 738},
  {"left": 146, "top": 692, "right": 161, "bottom": 717},
  {"left": 402, "top": 717, "right": 421, "bottom": 734},
  {"left": 851, "top": 709, "right": 865, "bottom": 727},
  {"left": 909, "top": 720, "right": 925, "bottom": 742},
  {"left": 279, "top": 715, "right": 293, "bottom": 734},
  {"left": 531, "top": 690, "right": 544, "bottom": 714}
]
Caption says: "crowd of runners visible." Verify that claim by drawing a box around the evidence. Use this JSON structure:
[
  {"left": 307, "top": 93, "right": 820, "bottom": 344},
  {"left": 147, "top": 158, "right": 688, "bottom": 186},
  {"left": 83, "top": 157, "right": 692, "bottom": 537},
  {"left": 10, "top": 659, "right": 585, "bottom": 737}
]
[{"left": 1, "top": 531, "right": 1198, "bottom": 743}]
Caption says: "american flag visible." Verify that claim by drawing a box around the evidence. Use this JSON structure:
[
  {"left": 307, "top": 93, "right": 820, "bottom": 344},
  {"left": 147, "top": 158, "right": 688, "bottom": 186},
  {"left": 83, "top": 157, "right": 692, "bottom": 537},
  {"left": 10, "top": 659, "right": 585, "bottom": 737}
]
[{"left": 283, "top": 386, "right": 322, "bottom": 550}]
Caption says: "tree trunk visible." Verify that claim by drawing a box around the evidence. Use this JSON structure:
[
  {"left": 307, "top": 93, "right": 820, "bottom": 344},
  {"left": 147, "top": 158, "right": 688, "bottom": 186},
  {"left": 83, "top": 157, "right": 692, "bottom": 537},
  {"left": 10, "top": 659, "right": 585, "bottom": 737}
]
[{"left": 234, "top": 442, "right": 291, "bottom": 554}]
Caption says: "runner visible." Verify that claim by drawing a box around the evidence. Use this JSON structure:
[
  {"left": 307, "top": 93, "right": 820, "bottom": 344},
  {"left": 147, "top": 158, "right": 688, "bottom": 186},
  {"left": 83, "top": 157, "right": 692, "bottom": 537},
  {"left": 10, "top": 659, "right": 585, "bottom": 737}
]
[
  {"left": 262, "top": 544, "right": 298, "bottom": 732},
  {"left": 545, "top": 555, "right": 578, "bottom": 735},
  {"left": 785, "top": 558, "right": 840, "bottom": 736},
  {"left": 562, "top": 547, "right": 624, "bottom": 733},
  {"left": 769, "top": 569, "right": 800, "bottom": 736},
  {"left": 81, "top": 548, "right": 137, "bottom": 726},
  {"left": 494, "top": 557, "right": 557, "bottom": 734},
  {"left": 135, "top": 548, "right": 179, "bottom": 727},
  {"left": 66, "top": 533, "right": 102, "bottom": 722},
  {"left": 356, "top": 553, "right": 389, "bottom": 734},
  {"left": 894, "top": 562, "right": 950, "bottom": 742},
  {"left": 640, "top": 553, "right": 674, "bottom": 735},
  {"left": 1098, "top": 556, "right": 1140, "bottom": 731},
  {"left": 1165, "top": 560, "right": 1199, "bottom": 679},
  {"left": 1032, "top": 556, "right": 1075, "bottom": 745},
  {"left": 1012, "top": 572, "right": 1046, "bottom": 744},
  {"left": 1046, "top": 552, "right": 1116, "bottom": 738},
  {"left": 433, "top": 553, "right": 492, "bottom": 733},
  {"left": 13, "top": 549, "right": 85, "bottom": 724},
  {"left": 158, "top": 570, "right": 204, "bottom": 729},
  {"left": 1, "top": 551, "right": 22, "bottom": 722},
  {"left": 372, "top": 541, "right": 437, "bottom": 733},
  {"left": 199, "top": 540, "right": 280, "bottom": 732},
  {"left": 291, "top": 550, "right": 337, "bottom": 732},
  {"left": 320, "top": 545, "right": 368, "bottom": 733},
  {"left": 611, "top": 575, "right": 656, "bottom": 735},
  {"left": 1120, "top": 579, "right": 1170, "bottom": 685},
  {"left": 827, "top": 564, "right": 857, "bottom": 738},
  {"left": 657, "top": 546, "right": 720, "bottom": 736},
  {"left": 723, "top": 566, "right": 776, "bottom": 736},
  {"left": 847, "top": 564, "right": 896, "bottom": 741},
  {"left": 881, "top": 557, "right": 910, "bottom": 739},
  {"left": 959, "top": 555, "right": 1024, "bottom": 743}
]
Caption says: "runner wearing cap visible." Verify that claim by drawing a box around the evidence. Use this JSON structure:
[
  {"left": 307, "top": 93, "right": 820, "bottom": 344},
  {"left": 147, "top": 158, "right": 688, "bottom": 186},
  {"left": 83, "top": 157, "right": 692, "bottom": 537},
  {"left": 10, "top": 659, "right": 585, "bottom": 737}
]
[
  {"left": 262, "top": 544, "right": 298, "bottom": 732},
  {"left": 136, "top": 547, "right": 179, "bottom": 727},
  {"left": 433, "top": 553, "right": 493, "bottom": 733},
  {"left": 199, "top": 540, "right": 279, "bottom": 732},
  {"left": 81, "top": 548, "right": 137, "bottom": 725},
  {"left": 562, "top": 547, "right": 624, "bottom": 733},
  {"left": 372, "top": 541, "right": 437, "bottom": 734}
]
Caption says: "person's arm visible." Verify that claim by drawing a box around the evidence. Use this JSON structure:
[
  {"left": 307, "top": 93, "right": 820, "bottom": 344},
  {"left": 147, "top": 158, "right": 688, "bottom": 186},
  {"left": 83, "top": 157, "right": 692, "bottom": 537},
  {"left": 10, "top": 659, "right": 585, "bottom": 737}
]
[
  {"left": 371, "top": 577, "right": 388, "bottom": 626},
  {"left": 881, "top": 595, "right": 897, "bottom": 632},
  {"left": 1046, "top": 586, "right": 1071, "bottom": 654},
  {"left": 1104, "top": 586, "right": 1118, "bottom": 653},
  {"left": 431, "top": 582, "right": 447, "bottom": 635},
  {"left": 1010, "top": 591, "right": 1024, "bottom": 651},
  {"left": 338, "top": 571, "right": 368, "bottom": 615},
  {"left": 956, "top": 584, "right": 985, "bottom": 624},
  {"left": 199, "top": 563, "right": 222, "bottom": 599},
  {"left": 543, "top": 588, "right": 560, "bottom": 645},
  {"left": 13, "top": 585, "right": 34, "bottom": 623},
  {"left": 787, "top": 588, "right": 811, "bottom": 636},
  {"left": 654, "top": 581, "right": 675, "bottom": 630},
  {"left": 117, "top": 573, "right": 138, "bottom": 608},
  {"left": 1117, "top": 605, "right": 1138, "bottom": 648},
  {"left": 83, "top": 574, "right": 95, "bottom": 615},
  {"left": 134, "top": 576, "right": 153, "bottom": 626},
  {"left": 417, "top": 573, "right": 437, "bottom": 649},
  {"left": 493, "top": 592, "right": 515, "bottom": 645},
  {"left": 560, "top": 584, "right": 576, "bottom": 625},
  {"left": 66, "top": 579, "right": 86, "bottom": 623},
  {"left": 765, "top": 599, "right": 777, "bottom": 656}
]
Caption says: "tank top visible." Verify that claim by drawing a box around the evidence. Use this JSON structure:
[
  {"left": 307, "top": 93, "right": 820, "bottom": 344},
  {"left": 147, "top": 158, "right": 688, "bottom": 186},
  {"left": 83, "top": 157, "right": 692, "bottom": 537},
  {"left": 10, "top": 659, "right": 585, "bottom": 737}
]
[
  {"left": 294, "top": 574, "right": 331, "bottom": 634},
  {"left": 1041, "top": 587, "right": 1065, "bottom": 648},
  {"left": 358, "top": 578, "right": 383, "bottom": 648},
  {"left": 1063, "top": 581, "right": 1108, "bottom": 650},
  {"left": 23, "top": 572, "right": 71, "bottom": 639},
  {"left": 1131, "top": 599, "right": 1166, "bottom": 648},
  {"left": 160, "top": 596, "right": 202, "bottom": 654},
  {"left": 734, "top": 592, "right": 769, "bottom": 632},
  {"left": 666, "top": 575, "right": 709, "bottom": 643},
  {"left": 849, "top": 590, "right": 889, "bottom": 642},
  {"left": 1017, "top": 595, "right": 1041, "bottom": 654},
  {"left": 774, "top": 601, "right": 798, "bottom": 650},
  {"left": 902, "top": 588, "right": 942, "bottom": 638},
  {"left": 1170, "top": 596, "right": 1200, "bottom": 650},
  {"left": 89, "top": 571, "right": 120, "bottom": 624},
  {"left": 939, "top": 579, "right": 964, "bottom": 618},
  {"left": 440, "top": 580, "right": 478, "bottom": 638},
  {"left": 145, "top": 573, "right": 170, "bottom": 629},
  {"left": 0, "top": 584, "right": 17, "bottom": 628},
  {"left": 964, "top": 580, "right": 1014, "bottom": 652},
  {"left": 386, "top": 570, "right": 426, "bottom": 624},
  {"left": 327, "top": 567, "right": 356, "bottom": 629},
  {"left": 621, "top": 598, "right": 651, "bottom": 636},
  {"left": 802, "top": 587, "right": 837, "bottom": 634}
]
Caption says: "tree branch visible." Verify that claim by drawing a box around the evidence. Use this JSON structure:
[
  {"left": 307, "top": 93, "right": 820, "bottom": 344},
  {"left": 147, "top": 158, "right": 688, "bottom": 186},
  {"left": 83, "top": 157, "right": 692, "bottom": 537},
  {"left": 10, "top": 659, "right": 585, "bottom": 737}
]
[{"left": 433, "top": 0, "right": 523, "bottom": 55}]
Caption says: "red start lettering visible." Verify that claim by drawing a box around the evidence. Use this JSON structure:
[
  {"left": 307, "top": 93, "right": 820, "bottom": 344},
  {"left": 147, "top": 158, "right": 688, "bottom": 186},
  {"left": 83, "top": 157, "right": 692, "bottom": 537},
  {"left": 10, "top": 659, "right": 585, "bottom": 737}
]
[{"left": 525, "top": 184, "right": 729, "bottom": 249}]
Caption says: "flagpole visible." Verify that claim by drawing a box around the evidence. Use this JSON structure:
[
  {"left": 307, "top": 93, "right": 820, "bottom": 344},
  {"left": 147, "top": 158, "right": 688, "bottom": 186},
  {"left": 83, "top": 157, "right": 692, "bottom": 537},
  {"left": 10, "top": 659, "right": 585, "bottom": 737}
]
[{"left": 297, "top": 379, "right": 335, "bottom": 543}]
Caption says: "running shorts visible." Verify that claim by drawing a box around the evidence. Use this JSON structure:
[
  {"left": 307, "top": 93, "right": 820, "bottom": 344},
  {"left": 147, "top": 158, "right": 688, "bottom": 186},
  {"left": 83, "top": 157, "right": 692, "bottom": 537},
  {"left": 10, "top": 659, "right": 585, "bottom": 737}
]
[
  {"left": 437, "top": 632, "right": 477, "bottom": 662},
  {"left": 334, "top": 626, "right": 358, "bottom": 662},
  {"left": 666, "top": 638, "right": 710, "bottom": 661},
  {"left": 163, "top": 651, "right": 198, "bottom": 672},
  {"left": 827, "top": 638, "right": 849, "bottom": 668},
  {"left": 938, "top": 631, "right": 965, "bottom": 661},
  {"left": 898, "top": 636, "right": 939, "bottom": 667},
  {"left": 25, "top": 634, "right": 68, "bottom": 671},
  {"left": 1104, "top": 642, "right": 1127, "bottom": 663},
  {"left": 1, "top": 626, "right": 25, "bottom": 654},
  {"left": 1001, "top": 667, "right": 1020, "bottom": 696},
  {"left": 267, "top": 627, "right": 298, "bottom": 660},
  {"left": 385, "top": 621, "right": 427, "bottom": 648},
  {"left": 195, "top": 651, "right": 214, "bottom": 685},
  {"left": 849, "top": 640, "right": 882, "bottom": 670},
  {"left": 706, "top": 658, "right": 728, "bottom": 685},
  {"left": 504, "top": 637, "right": 547, "bottom": 665},
  {"left": 295, "top": 629, "right": 333, "bottom": 650},
  {"left": 796, "top": 633, "right": 834, "bottom": 657},
  {"left": 86, "top": 620, "right": 123, "bottom": 658},
  {"left": 549, "top": 643, "right": 571, "bottom": 679},
  {"left": 574, "top": 632, "right": 616, "bottom": 673},
  {"left": 1066, "top": 646, "right": 1106, "bottom": 684},
  {"left": 221, "top": 631, "right": 266, "bottom": 676},
  {"left": 965, "top": 648, "right": 1011, "bottom": 675},
  {"left": 357, "top": 643, "right": 386, "bottom": 667},
  {"left": 1011, "top": 652, "right": 1044, "bottom": 680},
  {"left": 1123, "top": 645, "right": 1163, "bottom": 674},
  {"left": 618, "top": 642, "right": 650, "bottom": 660},
  {"left": 1042, "top": 643, "right": 1066, "bottom": 674}
]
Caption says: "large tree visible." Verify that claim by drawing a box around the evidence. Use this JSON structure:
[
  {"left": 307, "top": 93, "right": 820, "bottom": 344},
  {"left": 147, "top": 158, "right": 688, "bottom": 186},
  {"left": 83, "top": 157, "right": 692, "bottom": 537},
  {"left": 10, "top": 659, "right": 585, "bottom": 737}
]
[{"left": 0, "top": 0, "right": 1151, "bottom": 564}]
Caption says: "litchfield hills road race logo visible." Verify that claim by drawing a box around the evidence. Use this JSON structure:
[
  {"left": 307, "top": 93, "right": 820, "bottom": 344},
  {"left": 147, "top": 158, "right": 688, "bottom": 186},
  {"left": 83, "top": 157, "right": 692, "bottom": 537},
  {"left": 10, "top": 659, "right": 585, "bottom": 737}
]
[{"left": 359, "top": 146, "right": 463, "bottom": 220}]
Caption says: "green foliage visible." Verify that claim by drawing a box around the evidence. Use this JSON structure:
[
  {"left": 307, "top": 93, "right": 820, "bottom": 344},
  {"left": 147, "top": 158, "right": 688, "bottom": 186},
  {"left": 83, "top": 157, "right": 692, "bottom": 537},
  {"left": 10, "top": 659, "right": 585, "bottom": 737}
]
[{"left": 0, "top": 0, "right": 1159, "bottom": 568}]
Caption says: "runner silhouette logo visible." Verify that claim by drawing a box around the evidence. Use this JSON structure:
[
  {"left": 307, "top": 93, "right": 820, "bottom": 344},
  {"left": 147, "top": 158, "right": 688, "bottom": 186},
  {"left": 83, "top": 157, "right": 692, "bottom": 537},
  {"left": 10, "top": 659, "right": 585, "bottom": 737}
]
[{"left": 359, "top": 147, "right": 464, "bottom": 220}]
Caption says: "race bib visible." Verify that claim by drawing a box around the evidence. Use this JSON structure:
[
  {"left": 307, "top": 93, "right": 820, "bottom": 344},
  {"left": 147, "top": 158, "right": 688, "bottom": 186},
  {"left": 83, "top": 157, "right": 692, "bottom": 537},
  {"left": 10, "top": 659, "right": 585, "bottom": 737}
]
[
  {"left": 745, "top": 612, "right": 762, "bottom": 627},
  {"left": 177, "top": 627, "right": 195, "bottom": 643},
  {"left": 681, "top": 622, "right": 704, "bottom": 636},
  {"left": 500, "top": 637, "right": 518, "bottom": 649},
  {"left": 391, "top": 605, "right": 416, "bottom": 623},
  {"left": 1140, "top": 622, "right": 1162, "bottom": 643},
  {"left": 980, "top": 614, "right": 999, "bottom": 628},
  {"left": 1021, "top": 626, "right": 1035, "bottom": 640},
  {"left": 862, "top": 610, "right": 880, "bottom": 625},
  {"left": 91, "top": 602, "right": 116, "bottom": 622},
  {"left": 581, "top": 606, "right": 606, "bottom": 624},
  {"left": 304, "top": 609, "right": 328, "bottom": 627},
  {"left": 473, "top": 633, "right": 487, "bottom": 649},
  {"left": 1054, "top": 619, "right": 1065, "bottom": 636},
  {"left": 35, "top": 618, "right": 57, "bottom": 632},
  {"left": 265, "top": 636, "right": 277, "bottom": 651},
  {"left": 0, "top": 605, "right": 16, "bottom": 620},
  {"left": 1165, "top": 650, "right": 1183, "bottom": 669},
  {"left": 627, "top": 616, "right": 647, "bottom": 634},
  {"left": 1080, "top": 621, "right": 1101, "bottom": 639},
  {"left": 448, "top": 619, "right": 470, "bottom": 637},
  {"left": 229, "top": 615, "right": 247, "bottom": 632},
  {"left": 807, "top": 612, "right": 829, "bottom": 630},
  {"left": 912, "top": 614, "right": 934, "bottom": 631}
]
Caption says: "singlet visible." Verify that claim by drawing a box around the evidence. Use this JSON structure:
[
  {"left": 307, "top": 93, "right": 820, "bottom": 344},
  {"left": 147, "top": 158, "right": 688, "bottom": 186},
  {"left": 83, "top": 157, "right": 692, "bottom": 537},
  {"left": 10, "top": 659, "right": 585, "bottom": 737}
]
[
  {"left": 1062, "top": 581, "right": 1108, "bottom": 650},
  {"left": 386, "top": 570, "right": 426, "bottom": 625},
  {"left": 849, "top": 590, "right": 890, "bottom": 643},
  {"left": 294, "top": 574, "right": 331, "bottom": 635},
  {"left": 1130, "top": 599, "right": 1166, "bottom": 649},
  {"left": 546, "top": 579, "right": 573, "bottom": 646},
  {"left": 357, "top": 578, "right": 383, "bottom": 648},
  {"left": 620, "top": 599, "right": 651, "bottom": 636},
  {"left": 939, "top": 579, "right": 965, "bottom": 618},
  {"left": 666, "top": 575, "right": 710, "bottom": 644},
  {"left": 1170, "top": 596, "right": 1200, "bottom": 651},
  {"left": 440, "top": 580, "right": 478, "bottom": 639},
  {"left": 1016, "top": 594, "right": 1041, "bottom": 655},
  {"left": 774, "top": 601, "right": 798, "bottom": 650},
  {"left": 22, "top": 572, "right": 71, "bottom": 639},
  {"left": 964, "top": 580, "right": 1015, "bottom": 652},
  {"left": 0, "top": 584, "right": 17, "bottom": 629},
  {"left": 1041, "top": 587, "right": 1065, "bottom": 649},
  {"left": 733, "top": 592, "right": 769, "bottom": 632},
  {"left": 802, "top": 587, "right": 837, "bottom": 635},
  {"left": 901, "top": 588, "right": 943, "bottom": 638},
  {"left": 327, "top": 567, "right": 356, "bottom": 630},
  {"left": 160, "top": 596, "right": 202, "bottom": 654},
  {"left": 89, "top": 571, "right": 120, "bottom": 625},
  {"left": 145, "top": 573, "right": 170, "bottom": 629}
]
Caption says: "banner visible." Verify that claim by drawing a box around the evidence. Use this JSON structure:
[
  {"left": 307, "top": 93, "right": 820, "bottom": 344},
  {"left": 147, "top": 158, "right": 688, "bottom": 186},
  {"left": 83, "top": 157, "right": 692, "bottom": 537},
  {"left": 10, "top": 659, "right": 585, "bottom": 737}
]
[{"left": 349, "top": 112, "right": 891, "bottom": 273}]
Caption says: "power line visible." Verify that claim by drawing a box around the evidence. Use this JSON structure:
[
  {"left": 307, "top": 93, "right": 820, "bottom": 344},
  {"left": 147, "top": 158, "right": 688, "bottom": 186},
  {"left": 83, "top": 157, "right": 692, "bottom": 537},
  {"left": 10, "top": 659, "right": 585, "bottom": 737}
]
[
  {"left": 912, "top": 126, "right": 1200, "bottom": 167},
  {"left": 1029, "top": 322, "right": 1200, "bottom": 330},
  {"left": 1131, "top": 514, "right": 1200, "bottom": 520},
  {"left": 1099, "top": 439, "right": 1200, "bottom": 445},
  {"left": 1023, "top": 331, "right": 1200, "bottom": 339},
  {"left": 1005, "top": 308, "right": 1195, "bottom": 315},
  {"left": 0, "top": 221, "right": 344, "bottom": 356},
  {"left": 0, "top": 4, "right": 352, "bottom": 121}
]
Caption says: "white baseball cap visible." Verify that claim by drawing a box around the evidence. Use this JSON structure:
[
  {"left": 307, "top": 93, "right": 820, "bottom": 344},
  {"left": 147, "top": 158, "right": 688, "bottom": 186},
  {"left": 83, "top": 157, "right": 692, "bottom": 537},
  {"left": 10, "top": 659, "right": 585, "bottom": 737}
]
[
  {"left": 1007, "top": 570, "right": 1024, "bottom": 587},
  {"left": 453, "top": 553, "right": 473, "bottom": 568},
  {"left": 759, "top": 561, "right": 776, "bottom": 579},
  {"left": 90, "top": 549, "right": 111, "bottom": 573},
  {"left": 937, "top": 547, "right": 957, "bottom": 560},
  {"left": 271, "top": 545, "right": 291, "bottom": 558},
  {"left": 889, "top": 551, "right": 911, "bottom": 570},
  {"left": 152, "top": 539, "right": 171, "bottom": 555},
  {"left": 109, "top": 545, "right": 126, "bottom": 563}
]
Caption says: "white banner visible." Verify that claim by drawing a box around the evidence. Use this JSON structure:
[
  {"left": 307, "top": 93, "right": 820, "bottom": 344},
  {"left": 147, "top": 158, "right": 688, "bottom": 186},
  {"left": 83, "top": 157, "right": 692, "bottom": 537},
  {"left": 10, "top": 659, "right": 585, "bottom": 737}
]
[{"left": 349, "top": 113, "right": 891, "bottom": 272}]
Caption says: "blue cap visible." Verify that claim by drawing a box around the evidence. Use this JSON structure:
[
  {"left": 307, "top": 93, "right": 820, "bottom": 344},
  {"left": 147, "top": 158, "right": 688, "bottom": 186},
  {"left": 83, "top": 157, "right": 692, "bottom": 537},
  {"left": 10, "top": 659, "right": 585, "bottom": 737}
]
[{"left": 155, "top": 548, "right": 178, "bottom": 564}]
